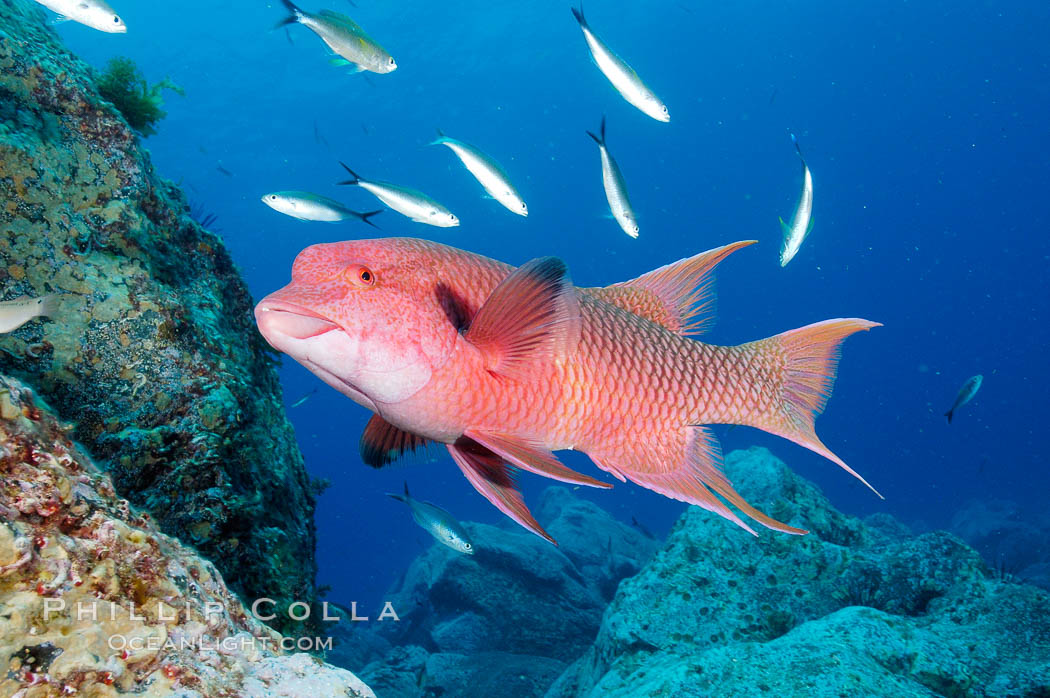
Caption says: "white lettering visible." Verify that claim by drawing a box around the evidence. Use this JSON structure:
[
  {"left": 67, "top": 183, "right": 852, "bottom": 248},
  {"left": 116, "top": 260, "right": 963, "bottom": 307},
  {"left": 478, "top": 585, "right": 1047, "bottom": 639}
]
[
  {"left": 350, "top": 602, "right": 368, "bottom": 621},
  {"left": 287, "top": 601, "right": 310, "bottom": 621},
  {"left": 378, "top": 602, "right": 400, "bottom": 622},
  {"left": 76, "top": 602, "right": 97, "bottom": 622},
  {"left": 251, "top": 598, "right": 275, "bottom": 621},
  {"left": 43, "top": 598, "right": 65, "bottom": 620}
]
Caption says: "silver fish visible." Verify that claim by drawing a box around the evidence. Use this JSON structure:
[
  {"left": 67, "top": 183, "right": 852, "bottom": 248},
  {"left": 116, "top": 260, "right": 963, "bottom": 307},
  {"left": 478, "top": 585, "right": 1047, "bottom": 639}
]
[
  {"left": 277, "top": 0, "right": 396, "bottom": 74},
  {"left": 387, "top": 482, "right": 474, "bottom": 555},
  {"left": 337, "top": 163, "right": 459, "bottom": 227},
  {"left": 945, "top": 375, "right": 983, "bottom": 423},
  {"left": 571, "top": 5, "right": 669, "bottom": 123},
  {"left": 262, "top": 191, "right": 381, "bottom": 226},
  {"left": 0, "top": 294, "right": 60, "bottom": 334},
  {"left": 34, "top": 0, "right": 126, "bottom": 33},
  {"left": 430, "top": 130, "right": 528, "bottom": 217},
  {"left": 587, "top": 116, "right": 638, "bottom": 238},
  {"left": 779, "top": 134, "right": 814, "bottom": 267}
]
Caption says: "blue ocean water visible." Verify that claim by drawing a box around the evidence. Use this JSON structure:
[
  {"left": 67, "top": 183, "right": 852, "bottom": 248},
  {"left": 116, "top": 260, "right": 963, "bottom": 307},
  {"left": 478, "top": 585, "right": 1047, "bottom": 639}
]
[{"left": 54, "top": 0, "right": 1049, "bottom": 613}]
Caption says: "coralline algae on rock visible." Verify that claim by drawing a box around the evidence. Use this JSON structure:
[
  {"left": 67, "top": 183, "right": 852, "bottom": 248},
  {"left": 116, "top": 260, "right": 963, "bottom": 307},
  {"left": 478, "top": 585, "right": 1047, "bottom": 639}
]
[
  {"left": 0, "top": 374, "right": 374, "bottom": 697},
  {"left": 0, "top": 0, "right": 319, "bottom": 633},
  {"left": 547, "top": 447, "right": 1050, "bottom": 698}
]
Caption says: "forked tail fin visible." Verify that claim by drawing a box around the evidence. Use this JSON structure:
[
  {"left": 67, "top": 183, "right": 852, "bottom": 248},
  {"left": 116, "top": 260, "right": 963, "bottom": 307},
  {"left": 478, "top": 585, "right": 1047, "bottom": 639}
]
[{"left": 742, "top": 318, "right": 883, "bottom": 497}]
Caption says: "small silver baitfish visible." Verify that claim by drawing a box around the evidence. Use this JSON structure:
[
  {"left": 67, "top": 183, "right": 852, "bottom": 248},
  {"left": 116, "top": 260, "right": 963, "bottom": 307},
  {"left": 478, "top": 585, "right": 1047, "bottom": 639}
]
[
  {"left": 262, "top": 191, "right": 381, "bottom": 226},
  {"left": 0, "top": 294, "right": 61, "bottom": 334},
  {"left": 587, "top": 116, "right": 638, "bottom": 238},
  {"left": 779, "top": 134, "right": 814, "bottom": 267},
  {"left": 337, "top": 163, "right": 459, "bottom": 227},
  {"left": 430, "top": 130, "right": 528, "bottom": 217},
  {"left": 387, "top": 482, "right": 475, "bottom": 555},
  {"left": 277, "top": 0, "right": 396, "bottom": 74},
  {"left": 34, "top": 0, "right": 125, "bottom": 33},
  {"left": 571, "top": 4, "right": 669, "bottom": 123},
  {"left": 945, "top": 375, "right": 983, "bottom": 423}
]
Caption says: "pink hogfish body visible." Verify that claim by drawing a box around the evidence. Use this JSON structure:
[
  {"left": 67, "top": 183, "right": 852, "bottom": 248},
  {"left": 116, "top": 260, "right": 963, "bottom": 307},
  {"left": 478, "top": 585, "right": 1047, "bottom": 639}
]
[{"left": 256, "top": 237, "right": 880, "bottom": 542}]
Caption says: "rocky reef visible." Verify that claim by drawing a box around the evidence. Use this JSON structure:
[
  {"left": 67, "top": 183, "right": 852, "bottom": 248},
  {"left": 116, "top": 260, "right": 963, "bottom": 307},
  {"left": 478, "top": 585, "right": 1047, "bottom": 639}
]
[
  {"left": 332, "top": 448, "right": 1050, "bottom": 697},
  {"left": 0, "top": 0, "right": 319, "bottom": 632},
  {"left": 547, "top": 447, "right": 1050, "bottom": 698},
  {"left": 329, "top": 486, "right": 659, "bottom": 697},
  {"left": 951, "top": 499, "right": 1050, "bottom": 591},
  {"left": 0, "top": 374, "right": 374, "bottom": 696}
]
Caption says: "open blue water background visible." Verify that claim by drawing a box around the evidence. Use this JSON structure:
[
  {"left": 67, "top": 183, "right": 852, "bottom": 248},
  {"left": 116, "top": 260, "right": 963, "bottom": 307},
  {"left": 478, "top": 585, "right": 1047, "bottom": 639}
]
[{"left": 53, "top": 0, "right": 1049, "bottom": 610}]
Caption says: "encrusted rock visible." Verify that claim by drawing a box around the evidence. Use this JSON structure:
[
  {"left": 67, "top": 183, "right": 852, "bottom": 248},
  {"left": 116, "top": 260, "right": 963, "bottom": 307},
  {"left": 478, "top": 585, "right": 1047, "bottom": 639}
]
[
  {"left": 0, "top": 374, "right": 374, "bottom": 697},
  {"left": 0, "top": 0, "right": 318, "bottom": 631}
]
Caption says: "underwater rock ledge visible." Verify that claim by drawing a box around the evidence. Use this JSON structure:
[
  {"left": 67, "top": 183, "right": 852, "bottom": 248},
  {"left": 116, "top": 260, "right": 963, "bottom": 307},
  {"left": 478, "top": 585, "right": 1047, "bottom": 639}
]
[
  {"left": 0, "top": 0, "right": 319, "bottom": 633},
  {"left": 546, "top": 447, "right": 1050, "bottom": 698},
  {"left": 0, "top": 374, "right": 374, "bottom": 697}
]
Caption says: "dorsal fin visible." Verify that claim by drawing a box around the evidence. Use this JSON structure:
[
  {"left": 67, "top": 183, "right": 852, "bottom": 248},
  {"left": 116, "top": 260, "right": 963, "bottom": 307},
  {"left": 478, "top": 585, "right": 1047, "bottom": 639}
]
[
  {"left": 360, "top": 414, "right": 430, "bottom": 468},
  {"left": 464, "top": 256, "right": 582, "bottom": 380},
  {"left": 590, "top": 240, "right": 756, "bottom": 335}
]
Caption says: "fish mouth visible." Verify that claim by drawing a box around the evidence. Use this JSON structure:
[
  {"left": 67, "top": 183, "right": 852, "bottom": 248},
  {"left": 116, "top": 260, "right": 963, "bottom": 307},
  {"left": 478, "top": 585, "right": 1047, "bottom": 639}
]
[{"left": 255, "top": 300, "right": 339, "bottom": 340}]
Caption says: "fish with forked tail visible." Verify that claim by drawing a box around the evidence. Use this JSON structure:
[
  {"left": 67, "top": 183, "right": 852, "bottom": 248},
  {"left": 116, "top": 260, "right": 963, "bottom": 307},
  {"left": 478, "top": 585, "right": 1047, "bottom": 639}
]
[
  {"left": 387, "top": 482, "right": 474, "bottom": 554},
  {"left": 779, "top": 134, "right": 814, "bottom": 267},
  {"left": 255, "top": 238, "right": 881, "bottom": 544},
  {"left": 276, "top": 0, "right": 395, "bottom": 74},
  {"left": 945, "top": 375, "right": 983, "bottom": 423},
  {"left": 570, "top": 4, "right": 669, "bottom": 122}
]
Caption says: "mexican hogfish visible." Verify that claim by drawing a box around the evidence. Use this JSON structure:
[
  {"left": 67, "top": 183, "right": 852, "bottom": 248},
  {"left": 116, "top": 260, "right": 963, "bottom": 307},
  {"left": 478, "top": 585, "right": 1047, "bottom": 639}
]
[{"left": 255, "top": 238, "right": 881, "bottom": 542}]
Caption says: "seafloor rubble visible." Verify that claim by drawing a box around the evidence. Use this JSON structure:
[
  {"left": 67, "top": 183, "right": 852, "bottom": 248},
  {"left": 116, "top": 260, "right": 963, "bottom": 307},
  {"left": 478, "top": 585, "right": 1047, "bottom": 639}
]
[
  {"left": 342, "top": 448, "right": 1050, "bottom": 698},
  {"left": 0, "top": 0, "right": 320, "bottom": 632},
  {"left": 0, "top": 374, "right": 374, "bottom": 697}
]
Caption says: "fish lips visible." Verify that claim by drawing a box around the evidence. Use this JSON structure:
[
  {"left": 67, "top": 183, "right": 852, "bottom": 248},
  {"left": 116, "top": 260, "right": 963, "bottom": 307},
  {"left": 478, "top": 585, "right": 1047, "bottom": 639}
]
[
  {"left": 254, "top": 299, "right": 379, "bottom": 412},
  {"left": 255, "top": 299, "right": 339, "bottom": 341}
]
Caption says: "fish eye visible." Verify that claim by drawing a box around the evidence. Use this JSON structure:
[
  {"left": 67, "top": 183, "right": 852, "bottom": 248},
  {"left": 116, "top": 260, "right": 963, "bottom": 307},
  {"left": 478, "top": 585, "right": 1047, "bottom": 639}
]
[
  {"left": 345, "top": 264, "right": 376, "bottom": 288},
  {"left": 114, "top": 16, "right": 121, "bottom": 23},
  {"left": 389, "top": 58, "right": 395, "bottom": 65},
  {"left": 464, "top": 542, "right": 472, "bottom": 550},
  {"left": 449, "top": 214, "right": 457, "bottom": 221},
  {"left": 269, "top": 195, "right": 278, "bottom": 200}
]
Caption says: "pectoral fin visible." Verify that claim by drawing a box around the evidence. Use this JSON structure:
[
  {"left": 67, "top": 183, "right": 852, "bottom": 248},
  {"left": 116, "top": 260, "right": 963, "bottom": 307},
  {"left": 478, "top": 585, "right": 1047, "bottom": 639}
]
[
  {"left": 448, "top": 438, "right": 555, "bottom": 544},
  {"left": 360, "top": 414, "right": 430, "bottom": 468},
  {"left": 465, "top": 429, "right": 611, "bottom": 489},
  {"left": 464, "top": 256, "right": 582, "bottom": 380}
]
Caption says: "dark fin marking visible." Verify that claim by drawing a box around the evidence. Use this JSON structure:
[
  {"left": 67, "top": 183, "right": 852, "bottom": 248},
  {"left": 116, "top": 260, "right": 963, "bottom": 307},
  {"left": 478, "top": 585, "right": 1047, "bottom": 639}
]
[
  {"left": 275, "top": 0, "right": 302, "bottom": 29},
  {"left": 435, "top": 282, "right": 475, "bottom": 333},
  {"left": 337, "top": 161, "right": 361, "bottom": 186},
  {"left": 360, "top": 414, "right": 430, "bottom": 469},
  {"left": 448, "top": 438, "right": 555, "bottom": 544},
  {"left": 354, "top": 209, "right": 383, "bottom": 229},
  {"left": 464, "top": 256, "right": 582, "bottom": 380},
  {"left": 586, "top": 114, "right": 606, "bottom": 146}
]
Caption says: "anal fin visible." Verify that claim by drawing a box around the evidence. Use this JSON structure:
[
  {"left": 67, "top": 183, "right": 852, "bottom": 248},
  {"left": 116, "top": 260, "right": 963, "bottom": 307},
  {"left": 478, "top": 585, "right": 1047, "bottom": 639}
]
[
  {"left": 448, "top": 438, "right": 555, "bottom": 544},
  {"left": 360, "top": 414, "right": 430, "bottom": 468},
  {"left": 465, "top": 429, "right": 611, "bottom": 490},
  {"left": 589, "top": 426, "right": 806, "bottom": 536}
]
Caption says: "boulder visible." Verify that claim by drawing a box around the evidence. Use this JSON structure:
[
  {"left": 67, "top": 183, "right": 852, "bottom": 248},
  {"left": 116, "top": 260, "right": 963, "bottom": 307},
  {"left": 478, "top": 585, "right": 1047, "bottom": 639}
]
[{"left": 546, "top": 447, "right": 1050, "bottom": 697}]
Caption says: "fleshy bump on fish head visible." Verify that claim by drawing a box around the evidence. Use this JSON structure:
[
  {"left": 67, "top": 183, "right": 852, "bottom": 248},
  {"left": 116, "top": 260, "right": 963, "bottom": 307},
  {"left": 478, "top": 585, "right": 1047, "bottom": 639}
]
[{"left": 255, "top": 239, "right": 462, "bottom": 409}]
